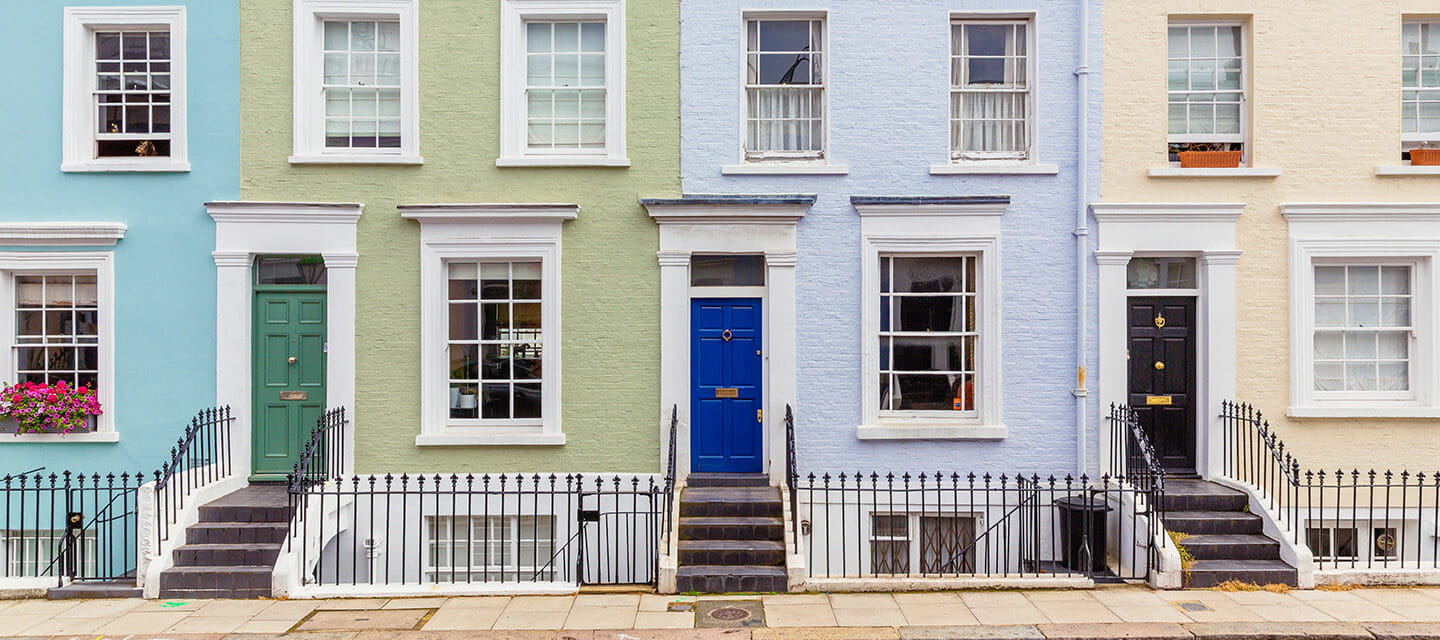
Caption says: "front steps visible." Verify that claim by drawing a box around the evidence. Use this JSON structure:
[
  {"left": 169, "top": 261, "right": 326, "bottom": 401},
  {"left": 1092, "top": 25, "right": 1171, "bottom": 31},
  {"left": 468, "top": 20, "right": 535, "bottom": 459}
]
[
  {"left": 158, "top": 484, "right": 289, "bottom": 598},
  {"left": 1162, "top": 479, "right": 1297, "bottom": 588},
  {"left": 676, "top": 473, "right": 788, "bottom": 593},
  {"left": 48, "top": 580, "right": 142, "bottom": 599}
]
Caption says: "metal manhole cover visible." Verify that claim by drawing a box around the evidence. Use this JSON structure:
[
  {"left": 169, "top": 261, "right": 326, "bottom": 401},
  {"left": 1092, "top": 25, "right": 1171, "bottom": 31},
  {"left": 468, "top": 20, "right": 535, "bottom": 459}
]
[
  {"left": 710, "top": 607, "right": 751, "bottom": 621},
  {"left": 1175, "top": 601, "right": 1212, "bottom": 612},
  {"left": 696, "top": 600, "right": 765, "bottom": 628}
]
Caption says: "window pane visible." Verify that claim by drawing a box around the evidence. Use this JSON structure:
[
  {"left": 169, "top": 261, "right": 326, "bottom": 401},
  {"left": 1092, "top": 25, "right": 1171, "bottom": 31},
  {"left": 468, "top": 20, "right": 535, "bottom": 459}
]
[
  {"left": 9, "top": 273, "right": 103, "bottom": 425},
  {"left": 322, "top": 21, "right": 402, "bottom": 149},
  {"left": 527, "top": 21, "right": 607, "bottom": 151},
  {"left": 256, "top": 256, "right": 327, "bottom": 285},
  {"left": 690, "top": 255, "right": 766, "bottom": 286}
]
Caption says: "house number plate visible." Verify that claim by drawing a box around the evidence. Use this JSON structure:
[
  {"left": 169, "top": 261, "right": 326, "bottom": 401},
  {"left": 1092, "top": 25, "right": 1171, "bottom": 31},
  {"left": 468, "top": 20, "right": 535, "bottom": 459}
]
[
  {"left": 1145, "top": 395, "right": 1173, "bottom": 405},
  {"left": 280, "top": 391, "right": 309, "bottom": 401},
  {"left": 714, "top": 388, "right": 739, "bottom": 398}
]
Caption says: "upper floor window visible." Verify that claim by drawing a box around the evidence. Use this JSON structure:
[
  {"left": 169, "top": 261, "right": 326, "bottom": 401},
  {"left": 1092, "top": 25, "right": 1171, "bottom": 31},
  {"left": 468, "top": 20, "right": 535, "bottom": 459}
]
[
  {"left": 292, "top": 0, "right": 420, "bottom": 164},
  {"left": 743, "top": 16, "right": 826, "bottom": 163},
  {"left": 1167, "top": 23, "right": 1245, "bottom": 161},
  {"left": 1402, "top": 20, "right": 1440, "bottom": 154},
  {"left": 499, "top": 0, "right": 627, "bottom": 167},
  {"left": 62, "top": 7, "right": 188, "bottom": 172},
  {"left": 950, "top": 19, "right": 1032, "bottom": 162}
]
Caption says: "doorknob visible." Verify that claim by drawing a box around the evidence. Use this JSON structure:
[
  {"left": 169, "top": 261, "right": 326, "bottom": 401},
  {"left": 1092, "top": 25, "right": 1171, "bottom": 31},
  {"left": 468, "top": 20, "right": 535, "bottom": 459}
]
[
  {"left": 1154, "top": 361, "right": 1165, "bottom": 370},
  {"left": 288, "top": 357, "right": 297, "bottom": 365}
]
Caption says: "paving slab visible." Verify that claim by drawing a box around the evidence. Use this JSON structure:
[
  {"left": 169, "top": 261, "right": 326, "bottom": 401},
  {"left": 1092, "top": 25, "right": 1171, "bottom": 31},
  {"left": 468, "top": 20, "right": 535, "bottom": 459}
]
[
  {"left": 969, "top": 605, "right": 1051, "bottom": 626},
  {"left": 196, "top": 599, "right": 277, "bottom": 617},
  {"left": 222, "top": 633, "right": 357, "bottom": 640},
  {"left": 1365, "top": 622, "right": 1440, "bottom": 640},
  {"left": 594, "top": 629, "right": 750, "bottom": 640},
  {"left": 896, "top": 602, "right": 981, "bottom": 627},
  {"left": 563, "top": 605, "right": 639, "bottom": 630},
  {"left": 832, "top": 594, "right": 902, "bottom": 608},
  {"left": 424, "top": 605, "right": 506, "bottom": 630},
  {"left": 1246, "top": 604, "right": 1338, "bottom": 622},
  {"left": 633, "top": 611, "right": 699, "bottom": 629},
  {"left": 352, "top": 631, "right": 575, "bottom": 640},
  {"left": 504, "top": 596, "right": 578, "bottom": 612},
  {"left": 751, "top": 627, "right": 899, "bottom": 640},
  {"left": 641, "top": 594, "right": 697, "bottom": 611},
  {"left": 1388, "top": 607, "right": 1440, "bottom": 623},
  {"left": 900, "top": 624, "right": 1045, "bottom": 640},
  {"left": 230, "top": 617, "right": 307, "bottom": 633},
  {"left": 1038, "top": 622, "right": 1192, "bottom": 640},
  {"left": 61, "top": 597, "right": 149, "bottom": 617},
  {"left": 319, "top": 599, "right": 395, "bottom": 610},
  {"left": 15, "top": 614, "right": 106, "bottom": 635},
  {"left": 1033, "top": 603, "right": 1122, "bottom": 624},
  {"left": 1315, "top": 601, "right": 1412, "bottom": 622},
  {"left": 167, "top": 615, "right": 253, "bottom": 633},
  {"left": 1105, "top": 604, "right": 1193, "bottom": 624},
  {"left": 384, "top": 598, "right": 452, "bottom": 609},
  {"left": 574, "top": 594, "right": 641, "bottom": 607},
  {"left": 834, "top": 606, "right": 909, "bottom": 627},
  {"left": 253, "top": 598, "right": 323, "bottom": 619},
  {"left": 95, "top": 610, "right": 195, "bottom": 634},
  {"left": 1356, "top": 591, "right": 1440, "bottom": 608},
  {"left": 447, "top": 596, "right": 517, "bottom": 610},
  {"left": 1184, "top": 621, "right": 1372, "bottom": 640},
  {"left": 963, "top": 593, "right": 1035, "bottom": 608},
  {"left": 763, "top": 604, "right": 837, "bottom": 628},
  {"left": 494, "top": 609, "right": 568, "bottom": 630},
  {"left": 297, "top": 609, "right": 430, "bottom": 632}
]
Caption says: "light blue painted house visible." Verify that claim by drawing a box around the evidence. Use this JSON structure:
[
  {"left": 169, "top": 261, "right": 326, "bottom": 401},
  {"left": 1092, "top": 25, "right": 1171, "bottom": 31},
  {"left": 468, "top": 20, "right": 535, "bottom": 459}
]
[{"left": 0, "top": 2, "right": 237, "bottom": 474}]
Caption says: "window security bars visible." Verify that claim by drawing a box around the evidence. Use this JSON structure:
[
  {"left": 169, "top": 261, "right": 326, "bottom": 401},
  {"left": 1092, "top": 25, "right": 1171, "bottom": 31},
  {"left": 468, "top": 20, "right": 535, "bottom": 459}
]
[
  {"left": 286, "top": 473, "right": 665, "bottom": 587},
  {"left": 154, "top": 407, "right": 236, "bottom": 552},
  {"left": 1222, "top": 400, "right": 1440, "bottom": 570},
  {"left": 0, "top": 470, "right": 145, "bottom": 584}
]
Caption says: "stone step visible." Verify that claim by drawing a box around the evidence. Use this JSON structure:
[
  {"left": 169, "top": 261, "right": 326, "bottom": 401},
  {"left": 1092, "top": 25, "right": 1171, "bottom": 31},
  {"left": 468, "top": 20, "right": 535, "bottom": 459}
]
[
  {"left": 1162, "top": 480, "right": 1249, "bottom": 512},
  {"left": 1185, "top": 560, "right": 1298, "bottom": 588},
  {"left": 173, "top": 543, "right": 283, "bottom": 567},
  {"left": 159, "top": 565, "right": 272, "bottom": 595},
  {"left": 1164, "top": 511, "right": 1264, "bottom": 535},
  {"left": 197, "top": 504, "right": 291, "bottom": 524},
  {"left": 186, "top": 522, "right": 289, "bottom": 545},
  {"left": 675, "top": 565, "right": 787, "bottom": 593},
  {"left": 1176, "top": 534, "right": 1281, "bottom": 561},
  {"left": 687, "top": 473, "right": 771, "bottom": 488},
  {"left": 47, "top": 581, "right": 141, "bottom": 599},
  {"left": 678, "top": 540, "right": 786, "bottom": 567},
  {"left": 679, "top": 487, "right": 782, "bottom": 518},
  {"left": 679, "top": 516, "right": 785, "bottom": 541},
  {"left": 159, "top": 588, "right": 272, "bottom": 599}
]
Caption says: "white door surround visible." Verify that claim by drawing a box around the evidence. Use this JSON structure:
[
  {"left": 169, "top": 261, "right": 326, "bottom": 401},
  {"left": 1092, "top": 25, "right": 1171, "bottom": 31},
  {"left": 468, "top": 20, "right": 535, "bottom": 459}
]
[
  {"left": 207, "top": 201, "right": 362, "bottom": 477},
  {"left": 642, "top": 195, "right": 813, "bottom": 484},
  {"left": 1091, "top": 203, "right": 1243, "bottom": 479}
]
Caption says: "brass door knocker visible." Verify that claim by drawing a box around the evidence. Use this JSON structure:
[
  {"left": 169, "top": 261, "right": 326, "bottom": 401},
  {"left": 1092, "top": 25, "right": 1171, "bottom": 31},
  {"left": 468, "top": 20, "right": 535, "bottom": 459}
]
[
  {"left": 721, "top": 329, "right": 733, "bottom": 342},
  {"left": 1154, "top": 313, "right": 1167, "bottom": 329}
]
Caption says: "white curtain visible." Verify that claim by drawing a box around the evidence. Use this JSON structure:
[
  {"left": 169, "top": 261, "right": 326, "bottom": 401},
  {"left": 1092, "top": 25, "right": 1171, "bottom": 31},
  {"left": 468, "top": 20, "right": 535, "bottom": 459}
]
[
  {"left": 952, "top": 24, "right": 1027, "bottom": 156},
  {"left": 747, "top": 87, "right": 822, "bottom": 154}
]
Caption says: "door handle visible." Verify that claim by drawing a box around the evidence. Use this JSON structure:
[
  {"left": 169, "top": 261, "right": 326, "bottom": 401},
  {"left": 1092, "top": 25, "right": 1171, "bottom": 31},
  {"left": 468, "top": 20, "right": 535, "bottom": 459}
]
[
  {"left": 288, "top": 357, "right": 297, "bottom": 365},
  {"left": 1154, "top": 361, "right": 1164, "bottom": 370}
]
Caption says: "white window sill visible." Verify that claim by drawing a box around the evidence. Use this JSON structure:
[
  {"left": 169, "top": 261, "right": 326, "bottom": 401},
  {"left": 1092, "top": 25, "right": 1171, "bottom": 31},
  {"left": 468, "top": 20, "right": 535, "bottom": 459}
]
[
  {"left": 415, "top": 431, "right": 566, "bottom": 446},
  {"left": 289, "top": 154, "right": 424, "bottom": 166},
  {"left": 62, "top": 160, "right": 191, "bottom": 173},
  {"left": 496, "top": 156, "right": 631, "bottom": 168},
  {"left": 1148, "top": 167, "right": 1282, "bottom": 178},
  {"left": 930, "top": 163, "right": 1059, "bottom": 175},
  {"left": 1288, "top": 405, "right": 1440, "bottom": 419},
  {"left": 721, "top": 164, "right": 849, "bottom": 175},
  {"left": 856, "top": 423, "right": 1007, "bottom": 441},
  {"left": 2, "top": 431, "right": 119, "bottom": 443},
  {"left": 1376, "top": 165, "right": 1440, "bottom": 176}
]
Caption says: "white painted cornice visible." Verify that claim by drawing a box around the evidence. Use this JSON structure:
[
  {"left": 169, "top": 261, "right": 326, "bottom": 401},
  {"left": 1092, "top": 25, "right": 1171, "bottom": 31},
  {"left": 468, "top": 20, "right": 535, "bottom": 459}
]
[
  {"left": 0, "top": 222, "right": 127, "bottom": 246},
  {"left": 1281, "top": 202, "right": 1440, "bottom": 223},
  {"left": 206, "top": 201, "right": 363, "bottom": 224},
  {"left": 643, "top": 203, "right": 810, "bottom": 225},
  {"left": 1090, "top": 202, "right": 1246, "bottom": 223},
  {"left": 854, "top": 203, "right": 1008, "bottom": 217},
  {"left": 398, "top": 203, "right": 579, "bottom": 224}
]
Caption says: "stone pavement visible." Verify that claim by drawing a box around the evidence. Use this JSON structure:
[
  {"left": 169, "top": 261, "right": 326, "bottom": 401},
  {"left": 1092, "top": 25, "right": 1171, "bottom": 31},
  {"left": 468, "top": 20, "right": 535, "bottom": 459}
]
[{"left": 1, "top": 585, "right": 1438, "bottom": 639}]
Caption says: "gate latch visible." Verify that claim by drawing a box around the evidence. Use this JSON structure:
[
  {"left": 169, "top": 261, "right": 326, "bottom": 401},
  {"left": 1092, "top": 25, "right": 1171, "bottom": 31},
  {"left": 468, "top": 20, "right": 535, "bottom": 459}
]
[
  {"left": 578, "top": 509, "right": 600, "bottom": 523},
  {"left": 66, "top": 512, "right": 84, "bottom": 533}
]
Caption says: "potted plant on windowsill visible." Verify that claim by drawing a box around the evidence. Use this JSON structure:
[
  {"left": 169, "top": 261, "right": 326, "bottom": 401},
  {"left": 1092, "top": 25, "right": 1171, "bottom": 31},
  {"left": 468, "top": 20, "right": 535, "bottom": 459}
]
[
  {"left": 1411, "top": 142, "right": 1440, "bottom": 166},
  {"left": 0, "top": 381, "right": 103, "bottom": 436},
  {"left": 1176, "top": 143, "right": 1243, "bottom": 169}
]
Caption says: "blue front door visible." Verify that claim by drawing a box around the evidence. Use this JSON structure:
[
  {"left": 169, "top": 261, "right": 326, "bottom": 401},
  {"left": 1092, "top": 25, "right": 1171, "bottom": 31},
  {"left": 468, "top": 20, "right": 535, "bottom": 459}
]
[{"left": 691, "top": 298, "right": 763, "bottom": 472}]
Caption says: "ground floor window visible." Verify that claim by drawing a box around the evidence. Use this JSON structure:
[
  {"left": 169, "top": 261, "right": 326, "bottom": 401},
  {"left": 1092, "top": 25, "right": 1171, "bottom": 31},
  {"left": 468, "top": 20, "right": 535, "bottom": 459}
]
[
  {"left": 877, "top": 255, "right": 979, "bottom": 415},
  {"left": 426, "top": 515, "right": 556, "bottom": 581},
  {"left": 1306, "top": 524, "right": 1398, "bottom": 563},
  {"left": 446, "top": 261, "right": 544, "bottom": 423},
  {"left": 870, "top": 513, "right": 976, "bottom": 574},
  {"left": 4, "top": 529, "right": 98, "bottom": 577}
]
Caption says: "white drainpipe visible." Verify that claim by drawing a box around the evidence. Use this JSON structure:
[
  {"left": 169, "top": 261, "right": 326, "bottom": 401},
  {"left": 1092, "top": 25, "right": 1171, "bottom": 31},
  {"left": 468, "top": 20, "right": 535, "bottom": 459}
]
[{"left": 1074, "top": 0, "right": 1093, "bottom": 475}]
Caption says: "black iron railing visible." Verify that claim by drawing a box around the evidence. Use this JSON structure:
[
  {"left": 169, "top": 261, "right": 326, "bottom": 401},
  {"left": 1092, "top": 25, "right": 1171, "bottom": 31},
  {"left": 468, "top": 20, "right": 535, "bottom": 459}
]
[
  {"left": 661, "top": 405, "right": 678, "bottom": 551},
  {"left": 287, "top": 472, "right": 666, "bottom": 587},
  {"left": 1222, "top": 400, "right": 1440, "bottom": 570},
  {"left": 784, "top": 404, "right": 799, "bottom": 554},
  {"left": 793, "top": 471, "right": 1162, "bottom": 580},
  {"left": 1, "top": 470, "right": 146, "bottom": 584},
  {"left": 289, "top": 407, "right": 348, "bottom": 495},
  {"left": 1106, "top": 403, "right": 1166, "bottom": 506},
  {"left": 154, "top": 406, "right": 235, "bottom": 551}
]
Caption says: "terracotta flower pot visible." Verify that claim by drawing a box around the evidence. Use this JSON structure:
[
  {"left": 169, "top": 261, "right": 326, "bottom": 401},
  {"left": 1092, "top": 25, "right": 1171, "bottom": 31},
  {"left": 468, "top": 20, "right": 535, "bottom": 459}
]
[
  {"left": 1177, "top": 150, "right": 1243, "bottom": 168},
  {"left": 1411, "top": 149, "right": 1440, "bottom": 166}
]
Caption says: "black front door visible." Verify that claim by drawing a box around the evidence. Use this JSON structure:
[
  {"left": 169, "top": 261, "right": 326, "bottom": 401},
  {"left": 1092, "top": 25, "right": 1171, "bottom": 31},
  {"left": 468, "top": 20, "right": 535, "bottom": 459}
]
[{"left": 1127, "top": 296, "right": 1197, "bottom": 473}]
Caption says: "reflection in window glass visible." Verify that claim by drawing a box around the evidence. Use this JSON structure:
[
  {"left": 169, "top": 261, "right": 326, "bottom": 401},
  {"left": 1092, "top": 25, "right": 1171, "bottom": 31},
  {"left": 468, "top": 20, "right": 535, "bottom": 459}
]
[
  {"left": 878, "top": 256, "right": 977, "bottom": 413},
  {"left": 691, "top": 255, "right": 765, "bottom": 287},
  {"left": 13, "top": 274, "right": 101, "bottom": 396},
  {"left": 744, "top": 17, "right": 825, "bottom": 159},
  {"left": 256, "top": 256, "right": 328, "bottom": 285},
  {"left": 1312, "top": 265, "right": 1412, "bottom": 393},
  {"left": 448, "top": 261, "right": 543, "bottom": 421},
  {"left": 1126, "top": 257, "right": 1196, "bottom": 289}
]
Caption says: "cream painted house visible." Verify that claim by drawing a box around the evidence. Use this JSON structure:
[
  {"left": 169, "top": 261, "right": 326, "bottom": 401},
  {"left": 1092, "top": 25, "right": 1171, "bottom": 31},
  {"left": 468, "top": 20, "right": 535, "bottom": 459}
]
[{"left": 1098, "top": 1, "right": 1440, "bottom": 580}]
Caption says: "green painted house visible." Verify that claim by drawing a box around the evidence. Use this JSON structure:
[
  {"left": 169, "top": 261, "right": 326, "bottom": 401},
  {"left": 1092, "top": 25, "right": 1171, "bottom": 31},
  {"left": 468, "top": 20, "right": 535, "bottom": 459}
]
[{"left": 223, "top": 0, "right": 676, "bottom": 480}]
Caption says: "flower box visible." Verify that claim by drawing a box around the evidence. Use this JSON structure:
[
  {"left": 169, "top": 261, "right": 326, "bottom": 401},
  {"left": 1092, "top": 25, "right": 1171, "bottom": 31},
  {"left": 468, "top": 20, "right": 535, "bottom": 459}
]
[
  {"left": 1177, "top": 150, "right": 1243, "bottom": 168},
  {"left": 1411, "top": 149, "right": 1440, "bottom": 166},
  {"left": 0, "top": 381, "right": 103, "bottom": 436}
]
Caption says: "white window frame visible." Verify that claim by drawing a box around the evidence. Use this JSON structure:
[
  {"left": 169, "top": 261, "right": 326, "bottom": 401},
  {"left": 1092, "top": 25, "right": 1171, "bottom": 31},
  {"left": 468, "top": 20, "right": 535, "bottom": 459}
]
[
  {"left": 402, "top": 204, "right": 575, "bottom": 446},
  {"left": 1402, "top": 19, "right": 1440, "bottom": 145},
  {"left": 1166, "top": 20, "right": 1247, "bottom": 148},
  {"left": 291, "top": 0, "right": 421, "bottom": 165},
  {"left": 3, "top": 529, "right": 99, "bottom": 577},
  {"left": 948, "top": 14, "right": 1037, "bottom": 164},
  {"left": 498, "top": 0, "right": 628, "bottom": 167},
  {"left": 425, "top": 514, "right": 557, "bottom": 582},
  {"left": 857, "top": 203, "right": 1005, "bottom": 440},
  {"left": 737, "top": 11, "right": 831, "bottom": 167},
  {"left": 62, "top": 6, "right": 188, "bottom": 173},
  {"left": 0, "top": 252, "right": 117, "bottom": 443},
  {"left": 868, "top": 511, "right": 979, "bottom": 576}
]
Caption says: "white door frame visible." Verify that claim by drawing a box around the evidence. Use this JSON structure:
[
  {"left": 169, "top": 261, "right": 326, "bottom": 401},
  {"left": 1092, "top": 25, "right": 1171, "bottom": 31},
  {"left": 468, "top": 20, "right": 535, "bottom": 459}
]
[
  {"left": 207, "top": 201, "right": 362, "bottom": 478},
  {"left": 1092, "top": 203, "right": 1243, "bottom": 480},
  {"left": 644, "top": 197, "right": 811, "bottom": 484}
]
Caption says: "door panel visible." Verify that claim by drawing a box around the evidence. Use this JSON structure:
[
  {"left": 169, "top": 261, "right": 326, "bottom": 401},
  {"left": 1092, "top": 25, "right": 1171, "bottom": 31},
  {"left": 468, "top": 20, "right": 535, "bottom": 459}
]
[
  {"left": 1127, "top": 296, "right": 1197, "bottom": 473},
  {"left": 252, "top": 291, "right": 328, "bottom": 479},
  {"left": 691, "top": 298, "right": 763, "bottom": 473}
]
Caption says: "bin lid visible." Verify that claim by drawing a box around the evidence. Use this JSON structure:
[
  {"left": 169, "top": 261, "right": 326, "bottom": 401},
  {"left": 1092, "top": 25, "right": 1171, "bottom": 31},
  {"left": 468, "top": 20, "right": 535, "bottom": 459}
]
[{"left": 1052, "top": 495, "right": 1113, "bottom": 512}]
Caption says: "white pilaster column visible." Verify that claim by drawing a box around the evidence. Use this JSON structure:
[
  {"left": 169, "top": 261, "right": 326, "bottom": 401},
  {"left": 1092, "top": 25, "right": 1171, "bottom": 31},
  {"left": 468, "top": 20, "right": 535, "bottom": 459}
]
[
  {"left": 1199, "top": 250, "right": 1241, "bottom": 480},
  {"left": 764, "top": 250, "right": 798, "bottom": 484},
  {"left": 213, "top": 251, "right": 253, "bottom": 476},
  {"left": 1094, "top": 250, "right": 1132, "bottom": 474},
  {"left": 322, "top": 252, "right": 359, "bottom": 473},
  {"left": 657, "top": 251, "right": 691, "bottom": 477}
]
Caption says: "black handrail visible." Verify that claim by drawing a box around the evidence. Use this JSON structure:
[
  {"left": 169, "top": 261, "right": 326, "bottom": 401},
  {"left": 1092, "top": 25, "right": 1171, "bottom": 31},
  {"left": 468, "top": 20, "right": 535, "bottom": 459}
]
[
  {"left": 153, "top": 406, "right": 235, "bottom": 552},
  {"left": 661, "top": 405, "right": 678, "bottom": 551},
  {"left": 784, "top": 404, "right": 798, "bottom": 554}
]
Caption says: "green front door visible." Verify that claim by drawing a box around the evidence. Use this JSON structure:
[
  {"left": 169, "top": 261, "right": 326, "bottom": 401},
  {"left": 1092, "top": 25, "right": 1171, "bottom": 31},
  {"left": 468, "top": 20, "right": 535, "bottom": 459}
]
[{"left": 252, "top": 290, "right": 327, "bottom": 480}]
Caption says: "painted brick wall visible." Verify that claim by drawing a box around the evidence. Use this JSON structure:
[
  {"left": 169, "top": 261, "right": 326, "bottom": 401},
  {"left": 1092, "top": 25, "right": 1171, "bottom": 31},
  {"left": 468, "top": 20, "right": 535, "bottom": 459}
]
[
  {"left": 239, "top": 0, "right": 679, "bottom": 473},
  {"left": 1101, "top": 0, "right": 1440, "bottom": 471},
  {"left": 0, "top": 1, "right": 237, "bottom": 472},
  {"left": 681, "top": 0, "right": 1104, "bottom": 475}
]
